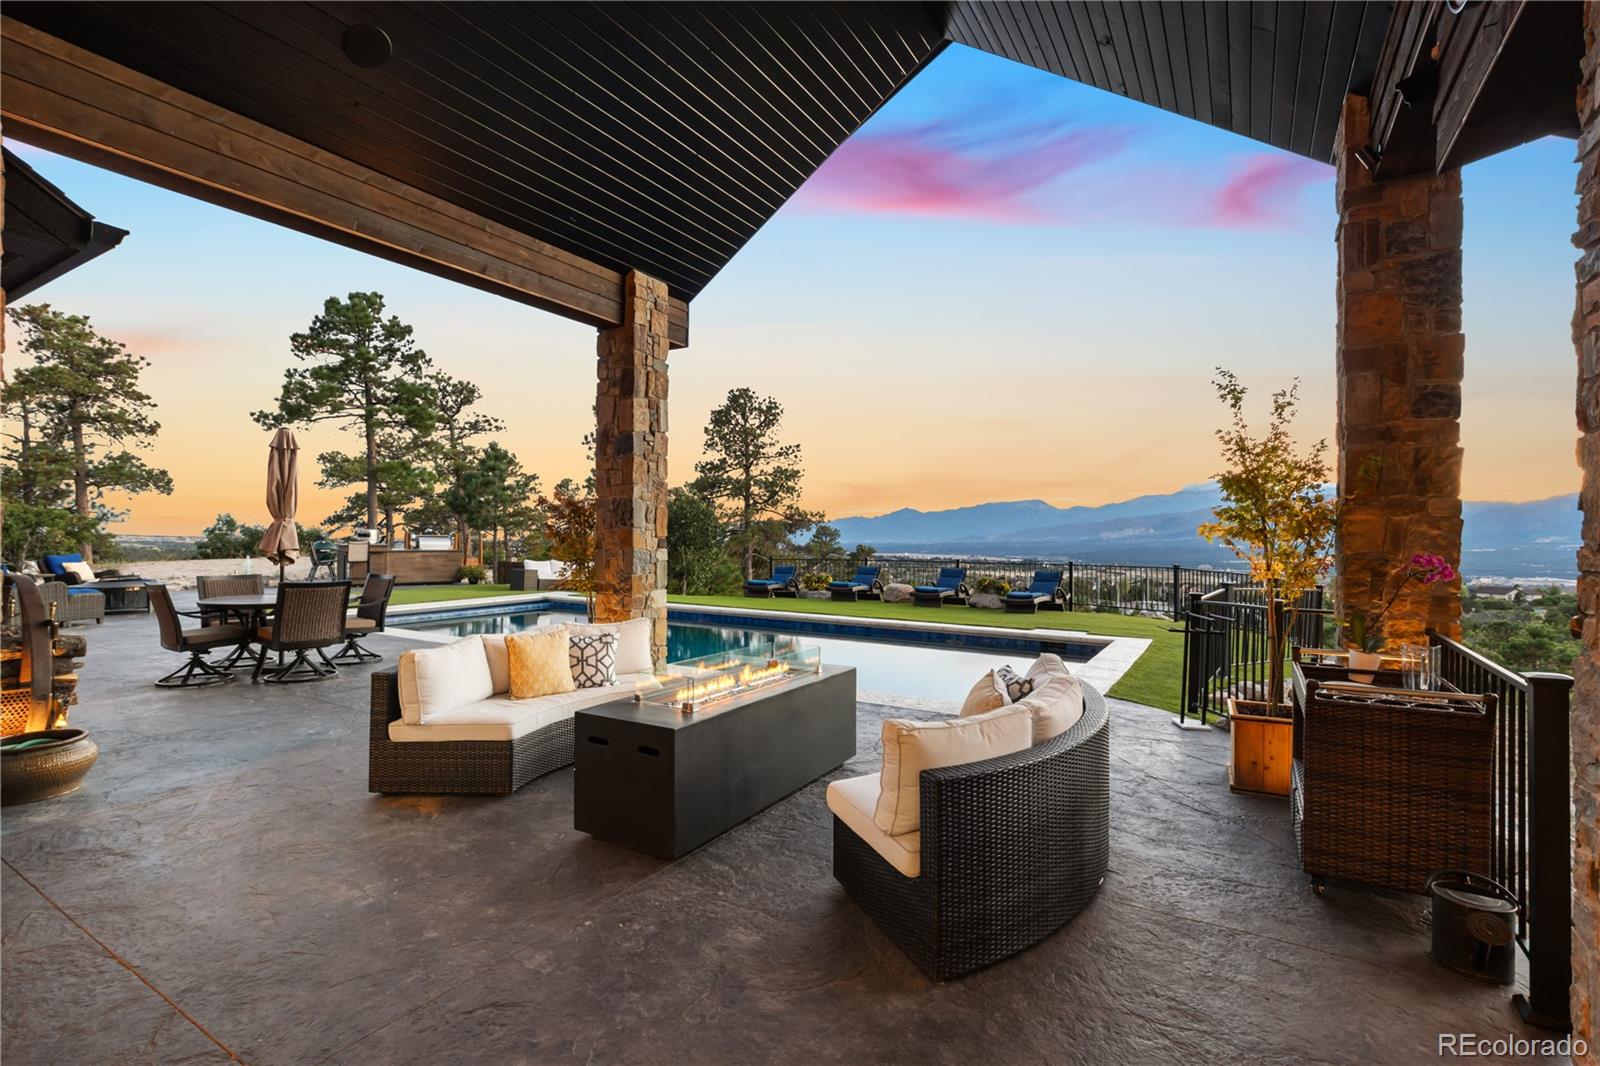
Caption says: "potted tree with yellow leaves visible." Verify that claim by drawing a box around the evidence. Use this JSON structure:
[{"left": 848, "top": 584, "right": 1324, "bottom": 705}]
[{"left": 1199, "top": 371, "right": 1339, "bottom": 797}]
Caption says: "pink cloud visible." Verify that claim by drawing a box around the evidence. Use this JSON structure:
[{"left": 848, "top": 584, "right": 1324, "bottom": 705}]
[
  {"left": 1209, "top": 155, "right": 1329, "bottom": 227},
  {"left": 792, "top": 107, "right": 1330, "bottom": 232},
  {"left": 797, "top": 117, "right": 1132, "bottom": 222}
]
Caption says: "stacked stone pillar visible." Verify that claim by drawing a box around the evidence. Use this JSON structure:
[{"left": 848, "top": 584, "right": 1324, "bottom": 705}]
[
  {"left": 1333, "top": 94, "right": 1465, "bottom": 646},
  {"left": 1570, "top": 4, "right": 1600, "bottom": 1055},
  {"left": 593, "top": 270, "right": 669, "bottom": 663}
]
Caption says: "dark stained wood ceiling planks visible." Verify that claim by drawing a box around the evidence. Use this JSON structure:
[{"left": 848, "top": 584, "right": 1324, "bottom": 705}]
[
  {"left": 4, "top": 1, "right": 947, "bottom": 300},
  {"left": 945, "top": 2, "right": 1393, "bottom": 165},
  {"left": 4, "top": 1, "right": 1401, "bottom": 316}
]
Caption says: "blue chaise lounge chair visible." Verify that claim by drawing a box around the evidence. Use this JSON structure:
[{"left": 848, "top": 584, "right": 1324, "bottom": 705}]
[
  {"left": 828, "top": 565, "right": 883, "bottom": 602},
  {"left": 912, "top": 567, "right": 968, "bottom": 607},
  {"left": 744, "top": 564, "right": 798, "bottom": 598},
  {"left": 1004, "top": 569, "right": 1067, "bottom": 613}
]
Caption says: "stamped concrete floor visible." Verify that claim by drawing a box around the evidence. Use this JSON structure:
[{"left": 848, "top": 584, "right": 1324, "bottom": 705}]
[{"left": 2, "top": 607, "right": 1559, "bottom": 1065}]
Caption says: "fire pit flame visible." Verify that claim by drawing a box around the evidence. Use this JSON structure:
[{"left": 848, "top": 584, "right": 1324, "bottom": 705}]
[{"left": 674, "top": 660, "right": 792, "bottom": 709}]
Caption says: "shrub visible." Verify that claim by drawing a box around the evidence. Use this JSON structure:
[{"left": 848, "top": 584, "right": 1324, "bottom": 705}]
[
  {"left": 973, "top": 576, "right": 1011, "bottom": 596},
  {"left": 800, "top": 570, "right": 831, "bottom": 592},
  {"left": 457, "top": 564, "right": 487, "bottom": 584}
]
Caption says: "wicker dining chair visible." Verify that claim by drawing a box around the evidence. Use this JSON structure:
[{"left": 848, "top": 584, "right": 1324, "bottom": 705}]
[
  {"left": 331, "top": 573, "right": 396, "bottom": 664},
  {"left": 249, "top": 581, "right": 352, "bottom": 684},
  {"left": 195, "top": 573, "right": 267, "bottom": 627},
  {"left": 149, "top": 584, "right": 245, "bottom": 688}
]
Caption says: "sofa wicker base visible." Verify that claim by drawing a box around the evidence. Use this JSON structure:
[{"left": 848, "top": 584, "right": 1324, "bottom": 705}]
[
  {"left": 833, "top": 687, "right": 1111, "bottom": 981},
  {"left": 368, "top": 670, "right": 576, "bottom": 795}
]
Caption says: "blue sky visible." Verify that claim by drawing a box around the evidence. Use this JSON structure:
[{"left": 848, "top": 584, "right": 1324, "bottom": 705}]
[{"left": 3, "top": 43, "right": 1581, "bottom": 534}]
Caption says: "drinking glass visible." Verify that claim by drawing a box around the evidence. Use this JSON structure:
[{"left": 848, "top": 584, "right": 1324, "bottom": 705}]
[{"left": 1398, "top": 643, "right": 1426, "bottom": 690}]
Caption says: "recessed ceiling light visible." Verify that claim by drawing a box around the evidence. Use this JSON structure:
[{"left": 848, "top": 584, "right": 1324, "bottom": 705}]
[{"left": 342, "top": 24, "right": 392, "bottom": 69}]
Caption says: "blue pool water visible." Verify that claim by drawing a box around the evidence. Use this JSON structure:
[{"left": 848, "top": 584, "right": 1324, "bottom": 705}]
[{"left": 394, "top": 608, "right": 1080, "bottom": 702}]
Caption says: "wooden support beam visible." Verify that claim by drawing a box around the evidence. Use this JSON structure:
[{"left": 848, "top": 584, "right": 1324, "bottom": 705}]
[{"left": 0, "top": 18, "right": 690, "bottom": 347}]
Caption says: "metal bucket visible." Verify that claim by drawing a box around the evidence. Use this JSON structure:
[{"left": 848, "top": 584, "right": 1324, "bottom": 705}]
[{"left": 1426, "top": 870, "right": 1518, "bottom": 985}]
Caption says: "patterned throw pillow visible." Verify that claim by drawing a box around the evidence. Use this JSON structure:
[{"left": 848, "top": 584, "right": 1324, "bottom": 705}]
[
  {"left": 569, "top": 632, "right": 618, "bottom": 688},
  {"left": 996, "top": 665, "right": 1033, "bottom": 702}
]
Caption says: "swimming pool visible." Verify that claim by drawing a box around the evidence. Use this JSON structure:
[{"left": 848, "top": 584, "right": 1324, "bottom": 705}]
[{"left": 393, "top": 606, "right": 1089, "bottom": 702}]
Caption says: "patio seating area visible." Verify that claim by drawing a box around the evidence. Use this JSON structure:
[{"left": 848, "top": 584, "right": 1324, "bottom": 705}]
[{"left": 0, "top": 605, "right": 1549, "bottom": 1065}]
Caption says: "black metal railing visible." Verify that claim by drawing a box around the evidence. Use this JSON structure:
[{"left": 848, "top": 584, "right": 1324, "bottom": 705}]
[
  {"left": 1428, "top": 630, "right": 1573, "bottom": 1032},
  {"left": 766, "top": 555, "right": 1249, "bottom": 619},
  {"left": 1177, "top": 585, "right": 1331, "bottom": 725}
]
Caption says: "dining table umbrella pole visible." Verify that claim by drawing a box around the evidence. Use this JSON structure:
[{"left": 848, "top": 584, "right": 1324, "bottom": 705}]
[{"left": 258, "top": 428, "right": 301, "bottom": 588}]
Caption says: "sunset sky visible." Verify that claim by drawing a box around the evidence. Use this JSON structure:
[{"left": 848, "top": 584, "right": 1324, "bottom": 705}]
[{"left": 3, "top": 43, "right": 1581, "bottom": 536}]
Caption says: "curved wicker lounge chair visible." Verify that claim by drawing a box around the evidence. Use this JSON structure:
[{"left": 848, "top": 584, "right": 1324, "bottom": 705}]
[
  {"left": 827, "top": 565, "right": 883, "bottom": 602},
  {"left": 149, "top": 584, "right": 244, "bottom": 688},
  {"left": 744, "top": 564, "right": 798, "bottom": 598},
  {"left": 911, "top": 567, "right": 968, "bottom": 608},
  {"left": 1003, "top": 569, "right": 1066, "bottom": 613},
  {"left": 831, "top": 685, "right": 1111, "bottom": 980},
  {"left": 249, "top": 581, "right": 351, "bottom": 684},
  {"left": 331, "top": 573, "right": 396, "bottom": 663}
]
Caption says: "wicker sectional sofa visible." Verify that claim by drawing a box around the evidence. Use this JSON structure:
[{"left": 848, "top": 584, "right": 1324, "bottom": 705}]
[
  {"left": 829, "top": 673, "right": 1111, "bottom": 980},
  {"left": 368, "top": 622, "right": 659, "bottom": 796}
]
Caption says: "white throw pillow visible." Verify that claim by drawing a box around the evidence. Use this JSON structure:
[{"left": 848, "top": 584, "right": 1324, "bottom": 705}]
[
  {"left": 566, "top": 618, "right": 653, "bottom": 674},
  {"left": 873, "top": 706, "right": 1032, "bottom": 836},
  {"left": 61, "top": 560, "right": 96, "bottom": 583},
  {"left": 396, "top": 636, "right": 496, "bottom": 725},
  {"left": 1013, "top": 670, "right": 1086, "bottom": 745}
]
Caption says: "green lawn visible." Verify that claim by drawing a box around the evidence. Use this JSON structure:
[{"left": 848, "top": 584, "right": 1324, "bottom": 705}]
[
  {"left": 669, "top": 594, "right": 1182, "bottom": 712},
  {"left": 388, "top": 583, "right": 516, "bottom": 606}
]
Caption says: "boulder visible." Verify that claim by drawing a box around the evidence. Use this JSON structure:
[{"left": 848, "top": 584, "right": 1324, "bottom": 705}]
[
  {"left": 798, "top": 590, "right": 830, "bottom": 600},
  {"left": 882, "top": 583, "right": 915, "bottom": 604},
  {"left": 968, "top": 592, "right": 1004, "bottom": 610}
]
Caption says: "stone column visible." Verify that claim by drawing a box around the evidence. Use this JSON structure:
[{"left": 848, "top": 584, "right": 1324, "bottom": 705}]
[
  {"left": 593, "top": 270, "right": 669, "bottom": 663},
  {"left": 1334, "top": 94, "right": 1465, "bottom": 645},
  {"left": 1570, "top": 5, "right": 1600, "bottom": 1055}
]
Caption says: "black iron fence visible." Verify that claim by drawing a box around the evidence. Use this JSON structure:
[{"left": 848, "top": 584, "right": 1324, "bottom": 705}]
[
  {"left": 1177, "top": 585, "right": 1331, "bottom": 725},
  {"left": 767, "top": 555, "right": 1249, "bottom": 619},
  {"left": 1428, "top": 631, "right": 1573, "bottom": 1032},
  {"left": 1176, "top": 597, "right": 1574, "bottom": 1032}
]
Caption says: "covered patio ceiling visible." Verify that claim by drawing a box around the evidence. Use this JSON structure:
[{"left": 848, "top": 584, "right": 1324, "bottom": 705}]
[{"left": 3, "top": 1, "right": 1395, "bottom": 340}]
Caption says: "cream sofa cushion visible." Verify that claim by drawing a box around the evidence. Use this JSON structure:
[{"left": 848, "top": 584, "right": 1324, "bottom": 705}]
[
  {"left": 873, "top": 705, "right": 1031, "bottom": 836},
  {"left": 388, "top": 673, "right": 661, "bottom": 742},
  {"left": 958, "top": 669, "right": 1011, "bottom": 717},
  {"left": 1014, "top": 670, "right": 1086, "bottom": 744},
  {"left": 827, "top": 773, "right": 920, "bottom": 877},
  {"left": 396, "top": 636, "right": 495, "bottom": 725},
  {"left": 566, "top": 617, "right": 653, "bottom": 674}
]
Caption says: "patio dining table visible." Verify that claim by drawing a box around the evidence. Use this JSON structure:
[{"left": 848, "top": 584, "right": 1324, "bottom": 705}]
[{"left": 196, "top": 592, "right": 278, "bottom": 670}]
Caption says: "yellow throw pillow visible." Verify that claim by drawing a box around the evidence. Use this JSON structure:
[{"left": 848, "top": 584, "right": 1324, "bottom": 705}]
[{"left": 506, "top": 628, "right": 577, "bottom": 700}]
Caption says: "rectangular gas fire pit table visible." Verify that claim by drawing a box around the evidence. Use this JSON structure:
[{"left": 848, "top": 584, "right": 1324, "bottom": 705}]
[{"left": 574, "top": 660, "right": 856, "bottom": 859}]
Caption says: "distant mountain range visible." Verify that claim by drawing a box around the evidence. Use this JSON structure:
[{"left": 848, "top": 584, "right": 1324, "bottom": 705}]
[{"left": 823, "top": 484, "right": 1580, "bottom": 580}]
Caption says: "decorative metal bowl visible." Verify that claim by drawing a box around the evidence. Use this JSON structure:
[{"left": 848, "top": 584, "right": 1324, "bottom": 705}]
[{"left": 2, "top": 728, "right": 99, "bottom": 805}]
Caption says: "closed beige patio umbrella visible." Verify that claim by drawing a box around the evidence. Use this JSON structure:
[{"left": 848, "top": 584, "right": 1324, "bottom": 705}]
[{"left": 258, "top": 428, "right": 300, "bottom": 585}]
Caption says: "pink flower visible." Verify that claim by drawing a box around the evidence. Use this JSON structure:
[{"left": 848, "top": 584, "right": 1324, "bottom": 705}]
[{"left": 1409, "top": 553, "right": 1456, "bottom": 584}]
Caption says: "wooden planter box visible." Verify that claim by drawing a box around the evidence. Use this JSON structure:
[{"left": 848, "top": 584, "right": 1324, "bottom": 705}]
[{"left": 1227, "top": 696, "right": 1292, "bottom": 797}]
